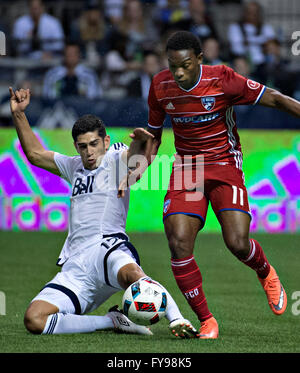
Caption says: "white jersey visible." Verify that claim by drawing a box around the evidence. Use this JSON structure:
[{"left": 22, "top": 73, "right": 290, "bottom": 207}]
[{"left": 54, "top": 143, "right": 129, "bottom": 265}]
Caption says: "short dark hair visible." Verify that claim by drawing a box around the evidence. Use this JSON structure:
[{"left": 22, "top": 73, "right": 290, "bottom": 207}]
[
  {"left": 72, "top": 114, "right": 107, "bottom": 142},
  {"left": 166, "top": 31, "right": 202, "bottom": 56}
]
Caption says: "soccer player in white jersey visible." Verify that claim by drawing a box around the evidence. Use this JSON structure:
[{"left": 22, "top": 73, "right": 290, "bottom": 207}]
[{"left": 9, "top": 87, "right": 197, "bottom": 338}]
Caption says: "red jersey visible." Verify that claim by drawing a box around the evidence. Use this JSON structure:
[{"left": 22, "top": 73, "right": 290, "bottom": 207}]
[{"left": 148, "top": 64, "right": 265, "bottom": 169}]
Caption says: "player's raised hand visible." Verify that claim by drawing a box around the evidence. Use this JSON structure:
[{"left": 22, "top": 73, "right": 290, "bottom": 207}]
[
  {"left": 129, "top": 127, "right": 155, "bottom": 162},
  {"left": 129, "top": 127, "right": 155, "bottom": 142},
  {"left": 9, "top": 87, "right": 31, "bottom": 113}
]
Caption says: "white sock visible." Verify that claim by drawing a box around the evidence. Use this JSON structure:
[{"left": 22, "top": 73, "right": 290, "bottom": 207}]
[
  {"left": 163, "top": 288, "right": 185, "bottom": 323},
  {"left": 140, "top": 276, "right": 184, "bottom": 323},
  {"left": 42, "top": 313, "right": 114, "bottom": 334}
]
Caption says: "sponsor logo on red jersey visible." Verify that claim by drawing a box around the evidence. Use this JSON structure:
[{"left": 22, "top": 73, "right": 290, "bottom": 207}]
[{"left": 173, "top": 112, "right": 219, "bottom": 124}]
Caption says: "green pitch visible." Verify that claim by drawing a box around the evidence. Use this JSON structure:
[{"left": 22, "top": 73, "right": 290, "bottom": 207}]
[{"left": 0, "top": 231, "right": 299, "bottom": 353}]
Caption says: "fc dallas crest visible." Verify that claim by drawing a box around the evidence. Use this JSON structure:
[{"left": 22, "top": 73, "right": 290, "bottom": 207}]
[{"left": 201, "top": 96, "right": 216, "bottom": 111}]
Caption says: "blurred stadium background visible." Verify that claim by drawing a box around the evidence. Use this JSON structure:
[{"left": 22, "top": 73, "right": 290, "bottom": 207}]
[{"left": 0, "top": 0, "right": 300, "bottom": 354}]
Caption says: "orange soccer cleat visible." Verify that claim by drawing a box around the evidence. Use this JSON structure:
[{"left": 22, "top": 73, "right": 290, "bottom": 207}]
[
  {"left": 258, "top": 265, "right": 287, "bottom": 315},
  {"left": 199, "top": 316, "right": 219, "bottom": 339}
]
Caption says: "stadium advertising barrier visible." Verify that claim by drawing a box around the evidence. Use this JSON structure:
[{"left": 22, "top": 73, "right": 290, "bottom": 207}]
[{"left": 0, "top": 128, "right": 299, "bottom": 233}]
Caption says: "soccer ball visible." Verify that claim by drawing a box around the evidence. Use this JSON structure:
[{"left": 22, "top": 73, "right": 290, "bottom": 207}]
[{"left": 122, "top": 278, "right": 167, "bottom": 325}]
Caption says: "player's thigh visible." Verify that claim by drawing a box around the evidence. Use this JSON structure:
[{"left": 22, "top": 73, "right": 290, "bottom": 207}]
[
  {"left": 218, "top": 210, "right": 251, "bottom": 257},
  {"left": 30, "top": 269, "right": 87, "bottom": 315},
  {"left": 164, "top": 213, "right": 203, "bottom": 259},
  {"left": 207, "top": 166, "right": 252, "bottom": 255},
  {"left": 73, "top": 241, "right": 143, "bottom": 312},
  {"left": 208, "top": 165, "right": 251, "bottom": 218},
  {"left": 102, "top": 241, "right": 142, "bottom": 290},
  {"left": 163, "top": 189, "right": 208, "bottom": 227},
  {"left": 163, "top": 187, "right": 208, "bottom": 258}
]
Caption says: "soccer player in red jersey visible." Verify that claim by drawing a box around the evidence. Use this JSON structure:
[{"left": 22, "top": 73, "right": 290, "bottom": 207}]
[{"left": 145, "top": 31, "right": 300, "bottom": 338}]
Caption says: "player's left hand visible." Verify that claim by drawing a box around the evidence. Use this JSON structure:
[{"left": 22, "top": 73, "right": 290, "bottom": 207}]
[
  {"left": 129, "top": 128, "right": 155, "bottom": 160},
  {"left": 129, "top": 127, "right": 155, "bottom": 142}
]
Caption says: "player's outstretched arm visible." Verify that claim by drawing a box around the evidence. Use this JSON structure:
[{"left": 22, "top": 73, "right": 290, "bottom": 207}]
[
  {"left": 118, "top": 128, "right": 154, "bottom": 198},
  {"left": 259, "top": 87, "right": 300, "bottom": 118},
  {"left": 9, "top": 87, "right": 60, "bottom": 175}
]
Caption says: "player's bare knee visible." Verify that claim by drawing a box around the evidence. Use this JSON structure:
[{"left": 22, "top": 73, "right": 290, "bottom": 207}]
[
  {"left": 168, "top": 235, "right": 193, "bottom": 259},
  {"left": 24, "top": 308, "right": 47, "bottom": 334},
  {"left": 225, "top": 235, "right": 250, "bottom": 259}
]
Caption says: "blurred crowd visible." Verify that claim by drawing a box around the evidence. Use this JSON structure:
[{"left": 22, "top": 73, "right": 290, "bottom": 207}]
[{"left": 0, "top": 0, "right": 299, "bottom": 102}]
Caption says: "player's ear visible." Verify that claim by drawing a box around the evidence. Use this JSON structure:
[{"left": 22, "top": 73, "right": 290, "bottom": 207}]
[
  {"left": 104, "top": 135, "right": 110, "bottom": 151},
  {"left": 197, "top": 52, "right": 203, "bottom": 65}
]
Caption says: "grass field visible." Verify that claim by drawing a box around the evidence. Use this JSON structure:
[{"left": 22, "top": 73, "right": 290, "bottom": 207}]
[{"left": 0, "top": 231, "right": 299, "bottom": 354}]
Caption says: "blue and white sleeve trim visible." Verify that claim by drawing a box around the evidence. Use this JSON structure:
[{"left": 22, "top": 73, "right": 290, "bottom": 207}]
[{"left": 253, "top": 85, "right": 266, "bottom": 105}]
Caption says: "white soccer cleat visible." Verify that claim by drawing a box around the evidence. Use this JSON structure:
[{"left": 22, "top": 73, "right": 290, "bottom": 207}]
[
  {"left": 169, "top": 318, "right": 199, "bottom": 338},
  {"left": 107, "top": 305, "right": 153, "bottom": 336}
]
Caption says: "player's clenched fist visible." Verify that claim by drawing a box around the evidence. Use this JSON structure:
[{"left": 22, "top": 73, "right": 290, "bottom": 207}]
[{"left": 9, "top": 87, "right": 31, "bottom": 113}]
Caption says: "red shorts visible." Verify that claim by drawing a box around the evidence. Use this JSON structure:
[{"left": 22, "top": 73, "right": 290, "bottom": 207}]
[{"left": 163, "top": 162, "right": 251, "bottom": 226}]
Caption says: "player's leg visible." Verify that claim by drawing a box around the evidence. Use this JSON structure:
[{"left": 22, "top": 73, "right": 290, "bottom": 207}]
[
  {"left": 164, "top": 214, "right": 218, "bottom": 338},
  {"left": 218, "top": 209, "right": 270, "bottom": 275},
  {"left": 210, "top": 163, "right": 287, "bottom": 315},
  {"left": 24, "top": 275, "right": 116, "bottom": 335},
  {"left": 24, "top": 243, "right": 137, "bottom": 335},
  {"left": 25, "top": 299, "right": 115, "bottom": 335},
  {"left": 24, "top": 300, "right": 59, "bottom": 334},
  {"left": 164, "top": 213, "right": 217, "bottom": 330},
  {"left": 25, "top": 241, "right": 151, "bottom": 335},
  {"left": 218, "top": 209, "right": 287, "bottom": 315},
  {"left": 209, "top": 165, "right": 270, "bottom": 275}
]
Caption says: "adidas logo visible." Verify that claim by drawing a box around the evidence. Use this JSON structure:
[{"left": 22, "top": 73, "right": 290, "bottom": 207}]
[{"left": 165, "top": 102, "right": 175, "bottom": 110}]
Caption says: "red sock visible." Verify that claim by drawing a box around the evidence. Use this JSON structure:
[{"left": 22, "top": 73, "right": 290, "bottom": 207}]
[
  {"left": 241, "top": 239, "right": 271, "bottom": 279},
  {"left": 171, "top": 255, "right": 212, "bottom": 322}
]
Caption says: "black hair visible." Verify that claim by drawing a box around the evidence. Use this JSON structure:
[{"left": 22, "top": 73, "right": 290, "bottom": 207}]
[
  {"left": 72, "top": 114, "right": 106, "bottom": 142},
  {"left": 166, "top": 31, "right": 202, "bottom": 56}
]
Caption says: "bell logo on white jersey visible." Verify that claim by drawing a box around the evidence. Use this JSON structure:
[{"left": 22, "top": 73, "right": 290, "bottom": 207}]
[{"left": 72, "top": 175, "right": 95, "bottom": 196}]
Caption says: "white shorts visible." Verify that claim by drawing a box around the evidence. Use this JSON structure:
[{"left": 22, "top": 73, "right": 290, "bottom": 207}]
[{"left": 31, "top": 235, "right": 141, "bottom": 315}]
